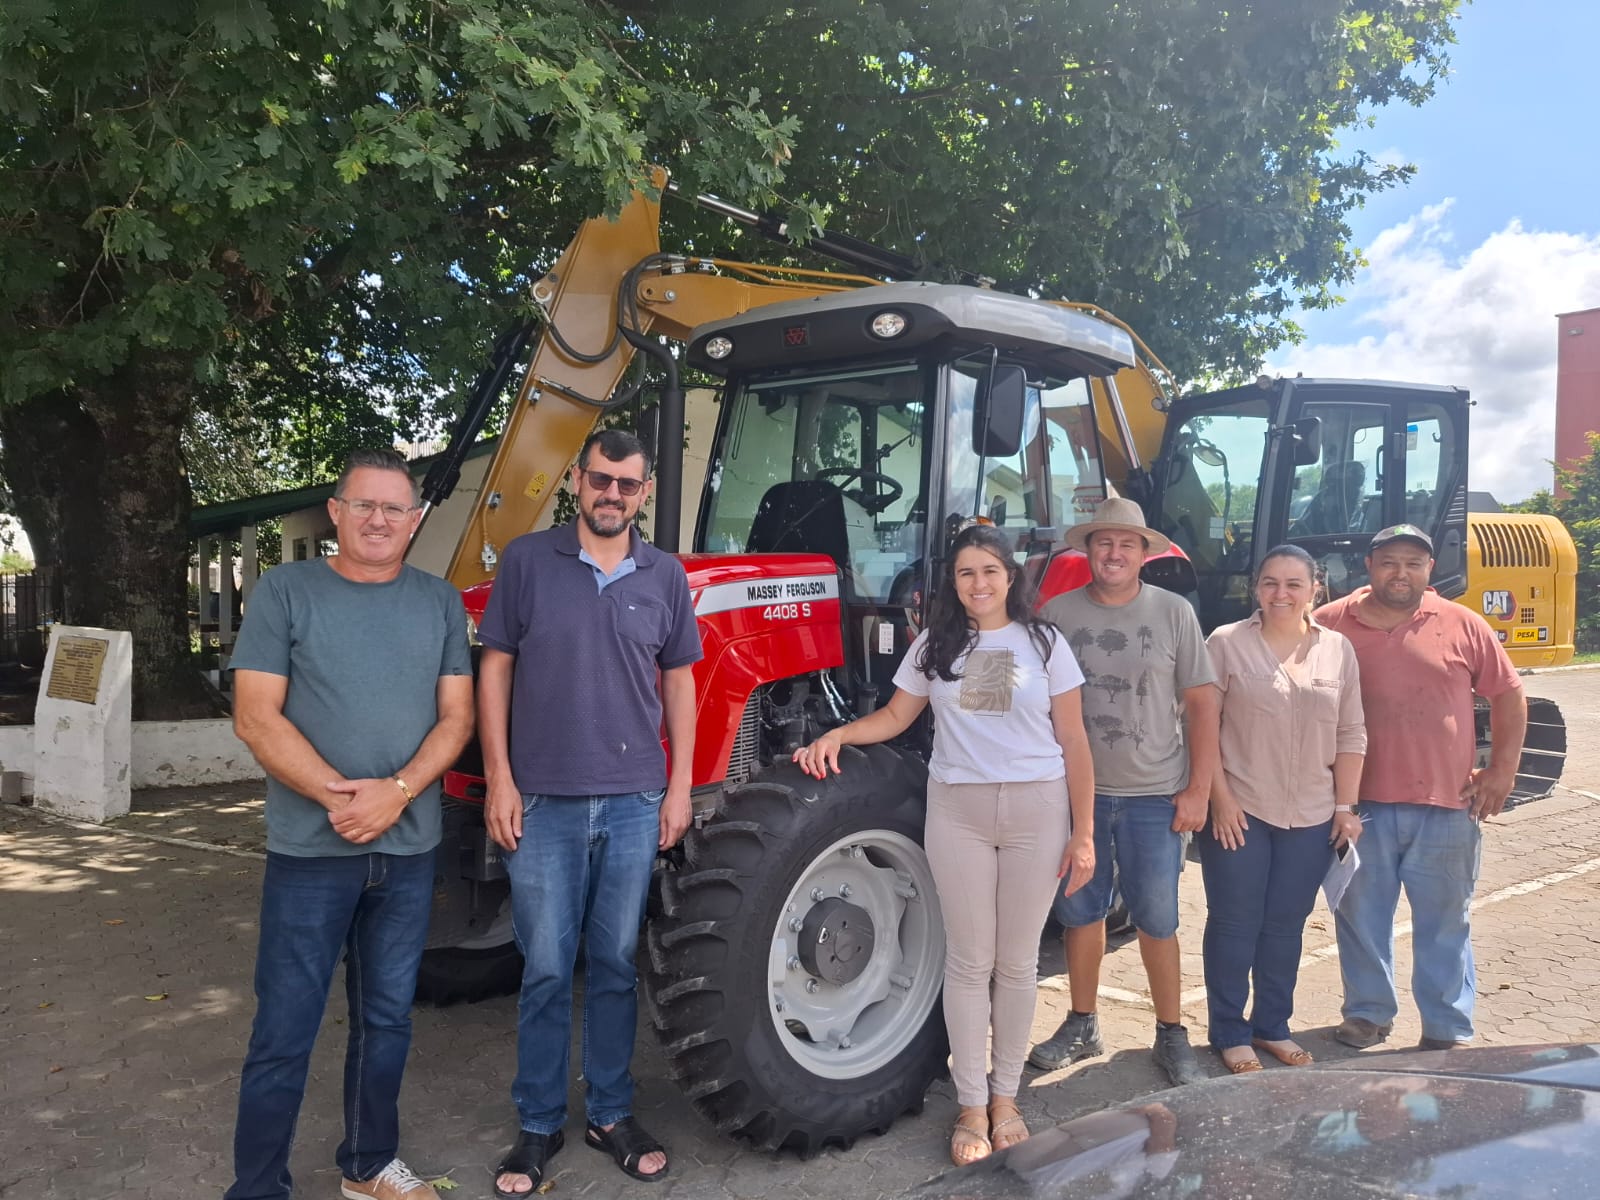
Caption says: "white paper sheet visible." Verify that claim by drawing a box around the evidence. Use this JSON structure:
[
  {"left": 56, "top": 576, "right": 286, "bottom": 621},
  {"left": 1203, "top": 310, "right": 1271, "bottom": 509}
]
[{"left": 1322, "top": 841, "right": 1360, "bottom": 911}]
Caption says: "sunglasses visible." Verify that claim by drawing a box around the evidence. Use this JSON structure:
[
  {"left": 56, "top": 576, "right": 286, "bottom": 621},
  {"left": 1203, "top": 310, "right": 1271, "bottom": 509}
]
[{"left": 581, "top": 469, "right": 647, "bottom": 497}]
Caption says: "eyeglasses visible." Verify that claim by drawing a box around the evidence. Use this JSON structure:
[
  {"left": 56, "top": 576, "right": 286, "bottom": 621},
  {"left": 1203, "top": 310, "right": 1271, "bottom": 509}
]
[
  {"left": 338, "top": 498, "right": 416, "bottom": 521},
  {"left": 581, "top": 469, "right": 647, "bottom": 497}
]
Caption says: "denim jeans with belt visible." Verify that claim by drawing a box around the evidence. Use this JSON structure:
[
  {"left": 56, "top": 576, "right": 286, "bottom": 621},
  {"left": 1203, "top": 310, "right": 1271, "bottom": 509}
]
[
  {"left": 1334, "top": 802, "right": 1482, "bottom": 1042},
  {"left": 506, "top": 790, "right": 663, "bottom": 1134},
  {"left": 226, "top": 850, "right": 434, "bottom": 1200},
  {"left": 1198, "top": 816, "right": 1333, "bottom": 1049}
]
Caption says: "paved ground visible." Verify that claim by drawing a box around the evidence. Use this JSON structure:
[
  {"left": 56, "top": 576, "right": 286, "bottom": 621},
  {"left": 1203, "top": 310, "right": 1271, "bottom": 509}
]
[{"left": 4, "top": 669, "right": 1600, "bottom": 1199}]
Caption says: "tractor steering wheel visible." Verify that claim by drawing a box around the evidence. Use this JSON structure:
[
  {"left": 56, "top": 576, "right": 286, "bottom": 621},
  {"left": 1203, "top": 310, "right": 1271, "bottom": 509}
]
[{"left": 817, "top": 468, "right": 904, "bottom": 514}]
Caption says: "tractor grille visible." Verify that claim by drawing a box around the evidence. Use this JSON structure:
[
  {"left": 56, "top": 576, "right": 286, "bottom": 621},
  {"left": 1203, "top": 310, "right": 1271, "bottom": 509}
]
[
  {"left": 1473, "top": 520, "right": 1552, "bottom": 569},
  {"left": 726, "top": 691, "right": 761, "bottom": 785}
]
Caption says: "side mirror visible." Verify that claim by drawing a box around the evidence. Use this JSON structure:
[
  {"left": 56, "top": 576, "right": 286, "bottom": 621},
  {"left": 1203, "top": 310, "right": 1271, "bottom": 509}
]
[
  {"left": 974, "top": 364, "right": 1026, "bottom": 457},
  {"left": 1291, "top": 416, "right": 1321, "bottom": 467}
]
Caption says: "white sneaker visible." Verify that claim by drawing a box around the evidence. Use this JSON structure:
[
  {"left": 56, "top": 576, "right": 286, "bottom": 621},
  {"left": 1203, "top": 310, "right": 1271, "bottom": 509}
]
[{"left": 340, "top": 1158, "right": 441, "bottom": 1200}]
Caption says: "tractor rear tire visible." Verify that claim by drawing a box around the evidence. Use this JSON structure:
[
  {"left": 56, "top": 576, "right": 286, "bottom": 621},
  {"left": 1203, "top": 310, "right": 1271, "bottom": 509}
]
[
  {"left": 646, "top": 744, "right": 947, "bottom": 1154},
  {"left": 414, "top": 943, "right": 522, "bottom": 1006}
]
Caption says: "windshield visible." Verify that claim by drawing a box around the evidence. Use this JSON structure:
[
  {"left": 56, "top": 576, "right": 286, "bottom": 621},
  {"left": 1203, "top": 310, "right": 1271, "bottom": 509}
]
[
  {"left": 699, "top": 362, "right": 929, "bottom": 603},
  {"left": 944, "top": 361, "right": 1104, "bottom": 553}
]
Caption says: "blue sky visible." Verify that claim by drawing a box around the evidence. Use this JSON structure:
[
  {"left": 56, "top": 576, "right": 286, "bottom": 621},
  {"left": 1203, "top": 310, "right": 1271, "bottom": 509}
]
[{"left": 1270, "top": 0, "right": 1600, "bottom": 501}]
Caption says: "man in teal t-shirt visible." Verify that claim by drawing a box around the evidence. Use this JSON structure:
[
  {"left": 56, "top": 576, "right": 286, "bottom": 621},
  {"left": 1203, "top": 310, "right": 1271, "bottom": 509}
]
[{"left": 224, "top": 450, "right": 474, "bottom": 1200}]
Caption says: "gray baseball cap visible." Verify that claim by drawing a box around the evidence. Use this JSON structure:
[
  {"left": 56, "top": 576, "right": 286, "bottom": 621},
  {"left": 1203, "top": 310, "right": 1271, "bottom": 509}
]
[{"left": 1368, "top": 523, "right": 1433, "bottom": 554}]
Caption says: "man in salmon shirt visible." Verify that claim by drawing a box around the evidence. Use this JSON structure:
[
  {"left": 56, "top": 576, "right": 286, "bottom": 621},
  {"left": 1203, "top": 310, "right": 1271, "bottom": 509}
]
[{"left": 1315, "top": 524, "right": 1526, "bottom": 1051}]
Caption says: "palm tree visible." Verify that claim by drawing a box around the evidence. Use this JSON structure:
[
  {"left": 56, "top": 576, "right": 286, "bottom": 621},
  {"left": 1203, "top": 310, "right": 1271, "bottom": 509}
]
[{"left": 1068, "top": 626, "right": 1095, "bottom": 661}]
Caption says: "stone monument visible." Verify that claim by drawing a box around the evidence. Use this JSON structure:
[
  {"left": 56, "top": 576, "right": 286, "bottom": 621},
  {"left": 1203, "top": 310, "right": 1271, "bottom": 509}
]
[{"left": 34, "top": 625, "right": 133, "bottom": 822}]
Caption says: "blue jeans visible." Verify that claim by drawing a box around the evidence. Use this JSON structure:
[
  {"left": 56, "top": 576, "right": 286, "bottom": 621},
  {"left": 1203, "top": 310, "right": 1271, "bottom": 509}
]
[
  {"left": 1053, "top": 794, "right": 1184, "bottom": 938},
  {"left": 226, "top": 850, "right": 434, "bottom": 1200},
  {"left": 1199, "top": 817, "right": 1333, "bottom": 1049},
  {"left": 1335, "top": 803, "right": 1482, "bottom": 1042},
  {"left": 507, "top": 790, "right": 663, "bottom": 1133}
]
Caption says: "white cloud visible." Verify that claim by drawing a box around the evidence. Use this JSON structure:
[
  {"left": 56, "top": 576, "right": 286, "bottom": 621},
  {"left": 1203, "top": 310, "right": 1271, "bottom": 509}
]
[{"left": 1269, "top": 205, "right": 1600, "bottom": 502}]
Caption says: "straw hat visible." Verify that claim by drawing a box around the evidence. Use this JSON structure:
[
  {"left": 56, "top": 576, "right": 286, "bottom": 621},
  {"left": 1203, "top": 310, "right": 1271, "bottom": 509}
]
[{"left": 1064, "top": 496, "right": 1172, "bottom": 555}]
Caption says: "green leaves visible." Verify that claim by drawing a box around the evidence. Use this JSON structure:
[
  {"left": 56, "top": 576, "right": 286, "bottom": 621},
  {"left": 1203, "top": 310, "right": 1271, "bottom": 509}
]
[
  {"left": 0, "top": 0, "right": 1465, "bottom": 471},
  {"left": 87, "top": 205, "right": 174, "bottom": 264}
]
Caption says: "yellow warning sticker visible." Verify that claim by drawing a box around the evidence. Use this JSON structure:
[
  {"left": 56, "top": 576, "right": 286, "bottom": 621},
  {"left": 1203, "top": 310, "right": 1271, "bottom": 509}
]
[{"left": 523, "top": 472, "right": 549, "bottom": 501}]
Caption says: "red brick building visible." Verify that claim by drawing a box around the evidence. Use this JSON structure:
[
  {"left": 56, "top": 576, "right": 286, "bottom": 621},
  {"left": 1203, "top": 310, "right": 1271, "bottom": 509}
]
[{"left": 1556, "top": 306, "right": 1600, "bottom": 492}]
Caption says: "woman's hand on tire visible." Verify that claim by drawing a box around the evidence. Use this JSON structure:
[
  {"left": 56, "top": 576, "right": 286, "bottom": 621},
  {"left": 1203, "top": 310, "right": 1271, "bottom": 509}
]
[{"left": 792, "top": 732, "right": 844, "bottom": 779}]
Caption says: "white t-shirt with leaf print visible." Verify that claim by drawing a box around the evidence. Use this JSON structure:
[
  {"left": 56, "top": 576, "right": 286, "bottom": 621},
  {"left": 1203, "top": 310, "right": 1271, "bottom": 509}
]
[{"left": 892, "top": 622, "right": 1085, "bottom": 785}]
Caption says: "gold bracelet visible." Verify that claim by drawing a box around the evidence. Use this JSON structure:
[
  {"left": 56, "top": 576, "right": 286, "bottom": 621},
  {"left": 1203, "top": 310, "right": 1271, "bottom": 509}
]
[{"left": 392, "top": 775, "right": 416, "bottom": 804}]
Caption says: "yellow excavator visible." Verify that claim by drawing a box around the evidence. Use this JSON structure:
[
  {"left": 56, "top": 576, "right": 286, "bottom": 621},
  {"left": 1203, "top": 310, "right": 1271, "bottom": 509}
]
[{"left": 412, "top": 172, "right": 1574, "bottom": 1152}]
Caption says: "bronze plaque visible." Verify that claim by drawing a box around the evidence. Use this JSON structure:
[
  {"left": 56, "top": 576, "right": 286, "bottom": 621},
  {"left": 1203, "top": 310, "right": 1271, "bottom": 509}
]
[{"left": 46, "top": 635, "right": 110, "bottom": 705}]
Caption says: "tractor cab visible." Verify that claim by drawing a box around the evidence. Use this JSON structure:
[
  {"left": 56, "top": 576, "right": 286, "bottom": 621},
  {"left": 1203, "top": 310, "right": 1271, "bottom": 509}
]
[{"left": 687, "top": 282, "right": 1136, "bottom": 718}]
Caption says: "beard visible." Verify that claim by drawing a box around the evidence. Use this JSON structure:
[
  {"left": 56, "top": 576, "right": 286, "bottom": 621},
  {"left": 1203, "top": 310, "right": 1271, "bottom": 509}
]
[
  {"left": 1372, "top": 578, "right": 1420, "bottom": 609},
  {"left": 582, "top": 500, "right": 631, "bottom": 538}
]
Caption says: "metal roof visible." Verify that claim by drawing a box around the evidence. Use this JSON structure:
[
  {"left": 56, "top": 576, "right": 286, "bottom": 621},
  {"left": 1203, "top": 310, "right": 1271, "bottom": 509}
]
[{"left": 188, "top": 438, "right": 498, "bottom": 538}]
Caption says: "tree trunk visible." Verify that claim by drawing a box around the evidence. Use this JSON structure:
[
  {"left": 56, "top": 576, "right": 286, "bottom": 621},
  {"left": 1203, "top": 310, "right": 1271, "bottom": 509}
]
[{"left": 0, "top": 353, "right": 221, "bottom": 719}]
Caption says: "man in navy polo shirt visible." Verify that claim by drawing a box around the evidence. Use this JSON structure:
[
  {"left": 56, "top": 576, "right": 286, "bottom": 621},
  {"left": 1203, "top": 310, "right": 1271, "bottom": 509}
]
[{"left": 478, "top": 429, "right": 701, "bottom": 1194}]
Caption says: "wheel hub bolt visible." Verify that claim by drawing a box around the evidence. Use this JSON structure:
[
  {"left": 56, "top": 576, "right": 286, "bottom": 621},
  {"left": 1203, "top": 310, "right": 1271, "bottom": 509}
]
[
  {"left": 837, "top": 884, "right": 852, "bottom": 898},
  {"left": 774, "top": 997, "right": 785, "bottom": 1013},
  {"left": 810, "top": 887, "right": 825, "bottom": 901},
  {"left": 789, "top": 916, "right": 804, "bottom": 932},
  {"left": 805, "top": 978, "right": 819, "bottom": 994},
  {"left": 787, "top": 956, "right": 801, "bottom": 971}
]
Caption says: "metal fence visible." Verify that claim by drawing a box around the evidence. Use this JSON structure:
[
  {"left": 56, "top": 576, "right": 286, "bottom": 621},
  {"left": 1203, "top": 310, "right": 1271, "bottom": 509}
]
[{"left": 0, "top": 568, "right": 63, "bottom": 667}]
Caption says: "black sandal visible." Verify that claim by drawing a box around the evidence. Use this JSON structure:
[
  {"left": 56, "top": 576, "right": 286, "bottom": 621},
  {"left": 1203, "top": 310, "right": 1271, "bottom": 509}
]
[
  {"left": 584, "top": 1116, "right": 668, "bottom": 1182},
  {"left": 492, "top": 1128, "right": 564, "bottom": 1198}
]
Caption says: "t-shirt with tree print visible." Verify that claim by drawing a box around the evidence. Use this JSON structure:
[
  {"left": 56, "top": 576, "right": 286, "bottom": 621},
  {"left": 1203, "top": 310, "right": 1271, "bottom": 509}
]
[{"left": 1040, "top": 584, "right": 1214, "bottom": 796}]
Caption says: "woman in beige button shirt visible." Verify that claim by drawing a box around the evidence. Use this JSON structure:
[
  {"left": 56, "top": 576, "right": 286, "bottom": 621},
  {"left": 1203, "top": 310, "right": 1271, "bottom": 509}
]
[{"left": 1201, "top": 544, "right": 1366, "bottom": 1073}]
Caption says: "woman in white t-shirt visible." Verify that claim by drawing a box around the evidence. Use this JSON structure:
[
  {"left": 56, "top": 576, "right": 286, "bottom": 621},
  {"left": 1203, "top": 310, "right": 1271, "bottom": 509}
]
[{"left": 794, "top": 523, "right": 1096, "bottom": 1168}]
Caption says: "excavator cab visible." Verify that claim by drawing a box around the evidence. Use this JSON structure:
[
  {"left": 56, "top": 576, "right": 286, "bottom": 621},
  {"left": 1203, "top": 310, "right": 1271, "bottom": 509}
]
[{"left": 1148, "top": 377, "right": 1471, "bottom": 627}]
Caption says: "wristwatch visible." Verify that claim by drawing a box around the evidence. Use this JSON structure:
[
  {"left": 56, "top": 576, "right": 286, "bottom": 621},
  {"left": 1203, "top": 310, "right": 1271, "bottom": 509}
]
[{"left": 1333, "top": 804, "right": 1355, "bottom": 814}]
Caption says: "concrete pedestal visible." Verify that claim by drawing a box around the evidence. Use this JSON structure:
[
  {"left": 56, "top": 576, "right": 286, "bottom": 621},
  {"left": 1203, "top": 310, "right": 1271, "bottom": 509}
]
[{"left": 33, "top": 626, "right": 133, "bottom": 822}]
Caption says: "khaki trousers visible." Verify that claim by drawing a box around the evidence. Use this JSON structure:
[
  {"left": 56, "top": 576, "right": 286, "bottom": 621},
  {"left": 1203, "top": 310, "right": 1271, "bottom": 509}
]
[{"left": 925, "top": 778, "right": 1071, "bottom": 1106}]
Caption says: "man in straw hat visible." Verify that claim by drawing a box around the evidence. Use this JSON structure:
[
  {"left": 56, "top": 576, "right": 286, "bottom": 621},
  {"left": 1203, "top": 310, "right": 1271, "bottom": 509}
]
[{"left": 1028, "top": 497, "right": 1219, "bottom": 1087}]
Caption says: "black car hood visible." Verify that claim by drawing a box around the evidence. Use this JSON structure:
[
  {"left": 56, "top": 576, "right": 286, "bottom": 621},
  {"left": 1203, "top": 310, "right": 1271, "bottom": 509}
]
[{"left": 910, "top": 1044, "right": 1600, "bottom": 1200}]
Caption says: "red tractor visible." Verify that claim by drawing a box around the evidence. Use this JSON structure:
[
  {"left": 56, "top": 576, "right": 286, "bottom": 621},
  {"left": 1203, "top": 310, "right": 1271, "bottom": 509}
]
[{"left": 413, "top": 182, "right": 1175, "bottom": 1152}]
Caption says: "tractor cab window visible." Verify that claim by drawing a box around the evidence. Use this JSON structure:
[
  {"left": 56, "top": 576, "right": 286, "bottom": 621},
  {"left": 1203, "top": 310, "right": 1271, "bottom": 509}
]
[
  {"left": 1042, "top": 377, "right": 1106, "bottom": 533},
  {"left": 944, "top": 360, "right": 1100, "bottom": 555},
  {"left": 699, "top": 362, "right": 929, "bottom": 604}
]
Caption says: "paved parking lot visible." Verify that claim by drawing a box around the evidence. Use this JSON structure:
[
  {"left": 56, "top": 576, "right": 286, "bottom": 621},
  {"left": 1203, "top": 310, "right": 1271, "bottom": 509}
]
[{"left": 4, "top": 668, "right": 1600, "bottom": 1199}]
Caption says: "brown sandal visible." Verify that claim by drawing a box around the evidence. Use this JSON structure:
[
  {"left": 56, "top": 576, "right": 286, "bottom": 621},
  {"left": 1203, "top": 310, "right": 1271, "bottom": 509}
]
[
  {"left": 988, "top": 1100, "right": 1029, "bottom": 1151},
  {"left": 950, "top": 1110, "right": 991, "bottom": 1166},
  {"left": 1253, "top": 1037, "right": 1314, "bottom": 1067}
]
